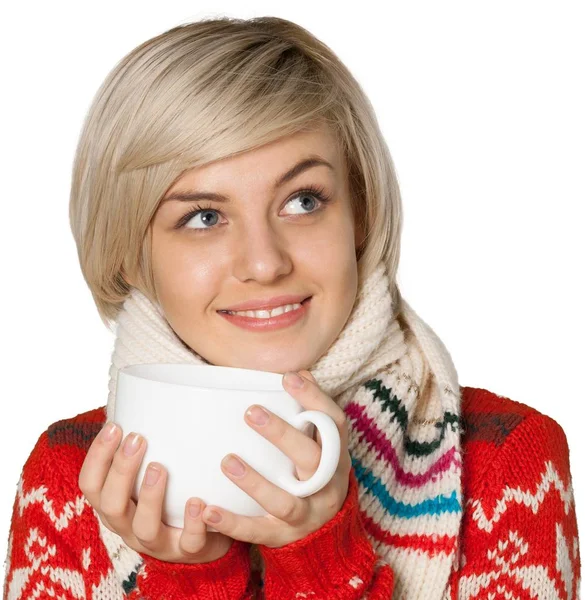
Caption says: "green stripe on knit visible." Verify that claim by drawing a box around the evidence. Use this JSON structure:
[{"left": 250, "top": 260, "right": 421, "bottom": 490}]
[{"left": 363, "top": 378, "right": 460, "bottom": 457}]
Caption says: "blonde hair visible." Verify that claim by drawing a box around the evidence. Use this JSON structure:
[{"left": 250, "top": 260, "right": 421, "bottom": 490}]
[{"left": 69, "top": 16, "right": 404, "bottom": 331}]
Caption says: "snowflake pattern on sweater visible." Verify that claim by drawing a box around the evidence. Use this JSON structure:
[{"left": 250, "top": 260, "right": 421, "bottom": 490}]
[{"left": 2, "top": 386, "right": 581, "bottom": 599}]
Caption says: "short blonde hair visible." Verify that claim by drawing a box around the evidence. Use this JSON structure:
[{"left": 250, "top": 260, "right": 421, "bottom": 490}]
[{"left": 69, "top": 16, "right": 404, "bottom": 331}]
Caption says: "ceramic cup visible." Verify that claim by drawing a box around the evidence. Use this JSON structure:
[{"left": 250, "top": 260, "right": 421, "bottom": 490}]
[{"left": 114, "top": 363, "right": 341, "bottom": 531}]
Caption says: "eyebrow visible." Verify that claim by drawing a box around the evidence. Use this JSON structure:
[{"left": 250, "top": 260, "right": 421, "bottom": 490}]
[{"left": 161, "top": 156, "right": 334, "bottom": 204}]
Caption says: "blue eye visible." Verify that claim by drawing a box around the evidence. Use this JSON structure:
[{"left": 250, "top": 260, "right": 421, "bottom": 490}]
[{"left": 174, "top": 184, "right": 333, "bottom": 232}]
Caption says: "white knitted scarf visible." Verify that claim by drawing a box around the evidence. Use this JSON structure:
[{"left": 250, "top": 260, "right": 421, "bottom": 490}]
[{"left": 104, "top": 262, "right": 462, "bottom": 599}]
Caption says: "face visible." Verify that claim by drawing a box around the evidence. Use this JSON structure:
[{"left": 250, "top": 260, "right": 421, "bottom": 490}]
[{"left": 146, "top": 124, "right": 364, "bottom": 373}]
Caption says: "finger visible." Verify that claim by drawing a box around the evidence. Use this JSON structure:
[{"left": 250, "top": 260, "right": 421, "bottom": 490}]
[
  {"left": 298, "top": 370, "right": 326, "bottom": 446},
  {"left": 201, "top": 505, "right": 282, "bottom": 546},
  {"left": 133, "top": 471, "right": 210, "bottom": 561},
  {"left": 78, "top": 422, "right": 122, "bottom": 507},
  {"left": 283, "top": 371, "right": 348, "bottom": 431},
  {"left": 283, "top": 370, "right": 351, "bottom": 477},
  {"left": 299, "top": 369, "right": 317, "bottom": 383},
  {"left": 131, "top": 462, "right": 167, "bottom": 547},
  {"left": 99, "top": 432, "right": 148, "bottom": 536},
  {"left": 178, "top": 498, "right": 207, "bottom": 555},
  {"left": 282, "top": 371, "right": 350, "bottom": 463},
  {"left": 219, "top": 453, "right": 308, "bottom": 526},
  {"left": 244, "top": 405, "right": 322, "bottom": 474}
]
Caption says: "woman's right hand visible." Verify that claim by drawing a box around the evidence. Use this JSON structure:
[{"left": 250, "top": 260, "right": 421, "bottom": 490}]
[{"left": 78, "top": 421, "right": 234, "bottom": 564}]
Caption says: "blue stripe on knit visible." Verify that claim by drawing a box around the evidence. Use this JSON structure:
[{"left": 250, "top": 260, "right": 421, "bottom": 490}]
[{"left": 351, "top": 456, "right": 462, "bottom": 518}]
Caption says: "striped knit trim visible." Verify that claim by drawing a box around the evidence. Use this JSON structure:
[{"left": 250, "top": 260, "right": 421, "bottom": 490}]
[
  {"left": 352, "top": 456, "right": 462, "bottom": 518},
  {"left": 338, "top": 340, "right": 462, "bottom": 598}
]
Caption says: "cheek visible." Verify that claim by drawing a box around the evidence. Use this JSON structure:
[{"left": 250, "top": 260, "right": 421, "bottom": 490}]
[
  {"left": 301, "top": 217, "right": 356, "bottom": 267},
  {"left": 299, "top": 223, "right": 358, "bottom": 303},
  {"left": 151, "top": 235, "right": 217, "bottom": 304}
]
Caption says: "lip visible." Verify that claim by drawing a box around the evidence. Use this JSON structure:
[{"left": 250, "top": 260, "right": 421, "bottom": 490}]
[
  {"left": 218, "top": 297, "right": 312, "bottom": 331},
  {"left": 219, "top": 294, "right": 311, "bottom": 312}
]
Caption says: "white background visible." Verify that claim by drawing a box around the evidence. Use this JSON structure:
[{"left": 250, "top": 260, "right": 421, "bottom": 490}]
[{"left": 2, "top": 0, "right": 583, "bottom": 570}]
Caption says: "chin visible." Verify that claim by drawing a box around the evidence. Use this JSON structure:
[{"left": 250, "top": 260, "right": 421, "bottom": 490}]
[{"left": 226, "top": 353, "right": 310, "bottom": 375}]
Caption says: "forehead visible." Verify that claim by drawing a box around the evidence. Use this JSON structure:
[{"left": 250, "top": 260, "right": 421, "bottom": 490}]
[{"left": 167, "top": 125, "right": 342, "bottom": 193}]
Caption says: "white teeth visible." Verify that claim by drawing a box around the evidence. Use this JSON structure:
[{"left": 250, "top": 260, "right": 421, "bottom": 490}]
[{"left": 227, "top": 303, "right": 302, "bottom": 319}]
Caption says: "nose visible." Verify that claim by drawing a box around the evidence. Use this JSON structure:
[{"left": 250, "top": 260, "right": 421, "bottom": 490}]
[{"left": 231, "top": 219, "right": 292, "bottom": 284}]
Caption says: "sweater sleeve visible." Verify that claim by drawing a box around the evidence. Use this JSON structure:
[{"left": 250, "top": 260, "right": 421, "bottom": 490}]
[
  {"left": 456, "top": 412, "right": 581, "bottom": 599},
  {"left": 131, "top": 543, "right": 255, "bottom": 599},
  {"left": 257, "top": 468, "right": 394, "bottom": 599},
  {"left": 3, "top": 429, "right": 256, "bottom": 600}
]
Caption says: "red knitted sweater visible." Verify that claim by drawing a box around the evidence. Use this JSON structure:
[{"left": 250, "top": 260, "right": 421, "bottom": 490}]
[{"left": 3, "top": 387, "right": 581, "bottom": 599}]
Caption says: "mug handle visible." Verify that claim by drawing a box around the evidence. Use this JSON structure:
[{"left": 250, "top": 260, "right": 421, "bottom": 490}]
[{"left": 274, "top": 410, "right": 341, "bottom": 497}]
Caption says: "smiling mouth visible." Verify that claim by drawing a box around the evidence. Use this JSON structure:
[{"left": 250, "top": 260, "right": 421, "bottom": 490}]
[
  {"left": 217, "top": 296, "right": 312, "bottom": 315},
  {"left": 216, "top": 296, "right": 313, "bottom": 331}
]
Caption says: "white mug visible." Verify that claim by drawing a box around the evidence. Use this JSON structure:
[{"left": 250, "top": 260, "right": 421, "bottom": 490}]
[{"left": 114, "top": 363, "right": 341, "bottom": 531}]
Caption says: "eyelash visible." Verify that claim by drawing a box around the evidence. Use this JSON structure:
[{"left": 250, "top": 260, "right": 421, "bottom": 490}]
[{"left": 174, "top": 184, "right": 333, "bottom": 232}]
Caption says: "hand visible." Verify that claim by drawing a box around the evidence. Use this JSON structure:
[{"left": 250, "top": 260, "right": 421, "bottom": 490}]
[
  {"left": 200, "top": 370, "right": 352, "bottom": 548},
  {"left": 78, "top": 422, "right": 234, "bottom": 563}
]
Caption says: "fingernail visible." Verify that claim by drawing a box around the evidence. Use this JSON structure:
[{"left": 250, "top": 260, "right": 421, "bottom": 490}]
[
  {"left": 100, "top": 422, "right": 117, "bottom": 441},
  {"left": 123, "top": 433, "right": 143, "bottom": 456},
  {"left": 189, "top": 501, "right": 201, "bottom": 518},
  {"left": 222, "top": 454, "right": 246, "bottom": 477},
  {"left": 246, "top": 405, "right": 269, "bottom": 426},
  {"left": 144, "top": 464, "right": 161, "bottom": 486},
  {"left": 285, "top": 371, "right": 304, "bottom": 388}
]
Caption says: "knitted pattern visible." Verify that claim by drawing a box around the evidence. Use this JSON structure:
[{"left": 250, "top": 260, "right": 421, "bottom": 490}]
[{"left": 3, "top": 388, "right": 580, "bottom": 598}]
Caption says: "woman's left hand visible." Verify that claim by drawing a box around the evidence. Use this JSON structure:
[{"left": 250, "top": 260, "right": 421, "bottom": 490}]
[{"left": 201, "top": 370, "right": 352, "bottom": 549}]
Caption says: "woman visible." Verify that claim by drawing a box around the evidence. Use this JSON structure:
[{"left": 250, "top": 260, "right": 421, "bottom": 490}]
[{"left": 4, "top": 15, "right": 580, "bottom": 600}]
